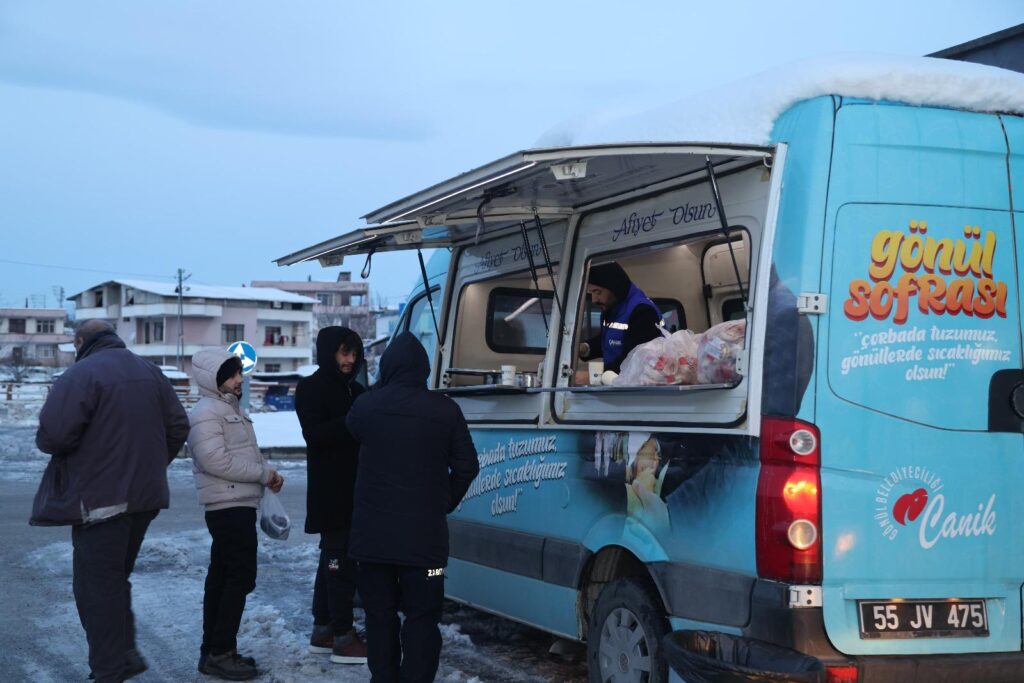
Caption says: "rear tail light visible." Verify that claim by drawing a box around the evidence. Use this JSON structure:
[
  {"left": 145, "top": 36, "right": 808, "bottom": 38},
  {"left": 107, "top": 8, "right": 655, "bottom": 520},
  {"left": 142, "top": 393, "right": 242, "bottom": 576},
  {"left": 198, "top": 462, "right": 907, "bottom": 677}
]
[
  {"left": 826, "top": 664, "right": 859, "bottom": 682},
  {"left": 757, "top": 417, "right": 822, "bottom": 583}
]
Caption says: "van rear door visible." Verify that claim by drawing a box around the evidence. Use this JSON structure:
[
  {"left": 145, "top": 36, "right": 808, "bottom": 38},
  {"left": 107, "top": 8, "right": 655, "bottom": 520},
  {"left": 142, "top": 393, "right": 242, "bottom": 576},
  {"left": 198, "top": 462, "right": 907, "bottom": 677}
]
[{"left": 819, "top": 102, "right": 1024, "bottom": 656}]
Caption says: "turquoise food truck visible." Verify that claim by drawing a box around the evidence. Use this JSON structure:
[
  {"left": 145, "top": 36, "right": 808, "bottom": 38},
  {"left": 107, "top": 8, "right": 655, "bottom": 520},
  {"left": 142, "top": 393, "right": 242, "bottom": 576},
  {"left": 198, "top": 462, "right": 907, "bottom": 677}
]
[{"left": 278, "top": 57, "right": 1024, "bottom": 682}]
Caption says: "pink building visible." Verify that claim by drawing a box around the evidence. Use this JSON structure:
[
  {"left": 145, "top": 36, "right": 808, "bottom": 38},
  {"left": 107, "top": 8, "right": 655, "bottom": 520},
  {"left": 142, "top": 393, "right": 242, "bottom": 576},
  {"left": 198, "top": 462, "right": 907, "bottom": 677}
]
[{"left": 68, "top": 279, "right": 315, "bottom": 376}]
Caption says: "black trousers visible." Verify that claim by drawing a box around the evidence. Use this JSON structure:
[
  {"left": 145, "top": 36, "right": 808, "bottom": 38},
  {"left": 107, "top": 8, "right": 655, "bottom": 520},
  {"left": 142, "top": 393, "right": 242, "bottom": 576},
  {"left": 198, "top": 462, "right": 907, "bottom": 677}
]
[
  {"left": 312, "top": 530, "right": 357, "bottom": 635},
  {"left": 71, "top": 510, "right": 157, "bottom": 683},
  {"left": 202, "top": 507, "right": 257, "bottom": 656},
  {"left": 357, "top": 562, "right": 445, "bottom": 683}
]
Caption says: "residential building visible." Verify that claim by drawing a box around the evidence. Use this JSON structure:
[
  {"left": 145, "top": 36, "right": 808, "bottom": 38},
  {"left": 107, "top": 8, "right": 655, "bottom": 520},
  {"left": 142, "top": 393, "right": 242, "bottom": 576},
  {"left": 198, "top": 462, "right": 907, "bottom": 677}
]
[
  {"left": 0, "top": 308, "right": 74, "bottom": 368},
  {"left": 68, "top": 279, "right": 315, "bottom": 376},
  {"left": 252, "top": 272, "right": 372, "bottom": 341}
]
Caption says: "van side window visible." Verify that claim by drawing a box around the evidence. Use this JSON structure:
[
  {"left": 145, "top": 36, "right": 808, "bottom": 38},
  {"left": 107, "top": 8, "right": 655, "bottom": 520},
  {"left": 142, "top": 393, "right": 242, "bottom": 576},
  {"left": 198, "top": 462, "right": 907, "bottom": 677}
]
[
  {"left": 486, "top": 288, "right": 554, "bottom": 354},
  {"left": 721, "top": 298, "right": 745, "bottom": 321},
  {"left": 404, "top": 287, "right": 440, "bottom": 362}
]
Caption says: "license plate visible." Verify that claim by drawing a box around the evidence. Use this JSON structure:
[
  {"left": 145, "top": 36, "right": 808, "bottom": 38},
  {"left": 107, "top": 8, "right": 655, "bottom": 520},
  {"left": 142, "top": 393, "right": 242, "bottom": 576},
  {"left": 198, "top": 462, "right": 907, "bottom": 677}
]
[{"left": 858, "top": 599, "right": 988, "bottom": 639}]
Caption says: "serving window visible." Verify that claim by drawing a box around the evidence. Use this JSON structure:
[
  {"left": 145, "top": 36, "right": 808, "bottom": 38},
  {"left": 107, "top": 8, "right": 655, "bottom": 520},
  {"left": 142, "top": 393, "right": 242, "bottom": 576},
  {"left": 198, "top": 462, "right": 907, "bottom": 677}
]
[
  {"left": 551, "top": 163, "right": 768, "bottom": 427},
  {"left": 567, "top": 230, "right": 749, "bottom": 388}
]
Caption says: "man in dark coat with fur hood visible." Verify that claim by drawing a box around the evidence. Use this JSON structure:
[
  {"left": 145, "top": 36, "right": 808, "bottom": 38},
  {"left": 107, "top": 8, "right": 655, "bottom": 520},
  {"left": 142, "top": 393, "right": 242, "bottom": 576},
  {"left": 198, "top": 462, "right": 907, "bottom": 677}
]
[{"left": 295, "top": 326, "right": 368, "bottom": 664}]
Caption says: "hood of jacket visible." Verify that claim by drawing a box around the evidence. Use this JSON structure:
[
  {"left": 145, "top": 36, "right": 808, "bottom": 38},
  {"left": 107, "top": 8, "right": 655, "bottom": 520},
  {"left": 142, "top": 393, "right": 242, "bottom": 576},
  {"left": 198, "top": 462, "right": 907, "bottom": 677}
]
[
  {"left": 192, "top": 348, "right": 237, "bottom": 399},
  {"left": 379, "top": 332, "right": 429, "bottom": 387},
  {"left": 315, "top": 326, "right": 364, "bottom": 379}
]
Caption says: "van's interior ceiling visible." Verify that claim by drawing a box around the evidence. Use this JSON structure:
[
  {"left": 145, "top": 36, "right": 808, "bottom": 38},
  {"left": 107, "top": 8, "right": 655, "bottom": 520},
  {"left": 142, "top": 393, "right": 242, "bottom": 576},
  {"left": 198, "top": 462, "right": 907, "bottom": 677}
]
[
  {"left": 365, "top": 146, "right": 772, "bottom": 225},
  {"left": 275, "top": 144, "right": 772, "bottom": 267}
]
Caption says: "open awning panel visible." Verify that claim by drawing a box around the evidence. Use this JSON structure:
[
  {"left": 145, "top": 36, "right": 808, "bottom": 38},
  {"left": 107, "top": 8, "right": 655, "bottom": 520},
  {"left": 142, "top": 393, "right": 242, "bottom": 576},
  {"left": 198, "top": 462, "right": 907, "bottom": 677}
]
[{"left": 276, "top": 143, "right": 773, "bottom": 267}]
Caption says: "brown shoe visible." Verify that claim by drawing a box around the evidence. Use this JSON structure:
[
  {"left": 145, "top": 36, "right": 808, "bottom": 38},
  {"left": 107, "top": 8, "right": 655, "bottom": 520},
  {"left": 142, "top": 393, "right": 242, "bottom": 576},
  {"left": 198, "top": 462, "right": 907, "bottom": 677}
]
[
  {"left": 330, "top": 630, "right": 368, "bottom": 664},
  {"left": 309, "top": 624, "right": 334, "bottom": 654}
]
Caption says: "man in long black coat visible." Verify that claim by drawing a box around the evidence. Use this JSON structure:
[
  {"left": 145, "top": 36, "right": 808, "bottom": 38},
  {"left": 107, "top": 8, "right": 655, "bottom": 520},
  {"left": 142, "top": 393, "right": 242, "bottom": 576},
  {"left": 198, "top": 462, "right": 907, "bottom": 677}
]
[
  {"left": 295, "top": 326, "right": 367, "bottom": 664},
  {"left": 346, "top": 332, "right": 479, "bottom": 683}
]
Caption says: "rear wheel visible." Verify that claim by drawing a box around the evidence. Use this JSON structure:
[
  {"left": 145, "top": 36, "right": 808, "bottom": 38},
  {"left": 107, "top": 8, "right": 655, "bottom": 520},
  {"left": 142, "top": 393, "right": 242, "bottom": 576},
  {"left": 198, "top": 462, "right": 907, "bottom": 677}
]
[{"left": 587, "top": 577, "right": 669, "bottom": 683}]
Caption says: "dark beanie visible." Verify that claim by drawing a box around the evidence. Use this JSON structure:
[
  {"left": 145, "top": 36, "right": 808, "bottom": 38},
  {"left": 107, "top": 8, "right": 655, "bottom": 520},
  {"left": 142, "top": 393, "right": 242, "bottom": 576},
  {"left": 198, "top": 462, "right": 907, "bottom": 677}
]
[
  {"left": 216, "top": 356, "right": 243, "bottom": 387},
  {"left": 588, "top": 262, "right": 632, "bottom": 301}
]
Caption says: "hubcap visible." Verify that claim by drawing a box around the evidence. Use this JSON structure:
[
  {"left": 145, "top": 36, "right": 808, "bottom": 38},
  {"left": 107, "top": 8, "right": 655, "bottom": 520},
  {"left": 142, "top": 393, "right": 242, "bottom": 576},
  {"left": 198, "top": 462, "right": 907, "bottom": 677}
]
[{"left": 597, "top": 607, "right": 653, "bottom": 682}]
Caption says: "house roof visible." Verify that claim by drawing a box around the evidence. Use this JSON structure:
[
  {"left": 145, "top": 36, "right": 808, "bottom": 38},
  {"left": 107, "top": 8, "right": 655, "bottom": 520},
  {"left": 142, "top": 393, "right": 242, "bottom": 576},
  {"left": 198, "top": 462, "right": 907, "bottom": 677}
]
[
  {"left": 0, "top": 308, "right": 67, "bottom": 318},
  {"left": 70, "top": 279, "right": 315, "bottom": 305}
]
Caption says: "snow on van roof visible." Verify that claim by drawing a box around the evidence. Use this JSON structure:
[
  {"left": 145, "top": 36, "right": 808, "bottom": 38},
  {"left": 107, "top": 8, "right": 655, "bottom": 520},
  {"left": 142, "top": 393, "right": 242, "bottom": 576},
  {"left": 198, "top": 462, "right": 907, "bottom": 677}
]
[{"left": 538, "top": 55, "right": 1024, "bottom": 148}]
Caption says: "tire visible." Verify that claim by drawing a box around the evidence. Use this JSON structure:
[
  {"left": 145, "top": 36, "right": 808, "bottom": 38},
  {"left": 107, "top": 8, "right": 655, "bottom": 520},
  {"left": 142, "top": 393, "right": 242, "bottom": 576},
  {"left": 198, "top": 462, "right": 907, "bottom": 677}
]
[{"left": 587, "top": 577, "right": 670, "bottom": 683}]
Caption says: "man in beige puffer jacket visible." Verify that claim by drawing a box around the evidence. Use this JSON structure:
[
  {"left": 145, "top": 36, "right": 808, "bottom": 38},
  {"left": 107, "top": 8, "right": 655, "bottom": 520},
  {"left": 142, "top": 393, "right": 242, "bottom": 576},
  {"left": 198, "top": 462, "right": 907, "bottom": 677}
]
[{"left": 188, "top": 348, "right": 283, "bottom": 681}]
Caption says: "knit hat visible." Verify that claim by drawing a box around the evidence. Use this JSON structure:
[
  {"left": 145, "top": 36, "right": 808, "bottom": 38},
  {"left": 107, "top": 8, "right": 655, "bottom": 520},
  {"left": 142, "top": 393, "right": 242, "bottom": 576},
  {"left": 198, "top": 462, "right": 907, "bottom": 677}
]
[
  {"left": 216, "top": 356, "right": 243, "bottom": 387},
  {"left": 588, "top": 262, "right": 632, "bottom": 301}
]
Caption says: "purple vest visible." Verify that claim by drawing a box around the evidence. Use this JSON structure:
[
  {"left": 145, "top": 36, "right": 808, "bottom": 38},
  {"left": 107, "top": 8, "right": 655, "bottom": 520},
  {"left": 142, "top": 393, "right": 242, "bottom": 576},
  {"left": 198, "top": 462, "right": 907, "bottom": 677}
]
[{"left": 601, "top": 284, "right": 659, "bottom": 367}]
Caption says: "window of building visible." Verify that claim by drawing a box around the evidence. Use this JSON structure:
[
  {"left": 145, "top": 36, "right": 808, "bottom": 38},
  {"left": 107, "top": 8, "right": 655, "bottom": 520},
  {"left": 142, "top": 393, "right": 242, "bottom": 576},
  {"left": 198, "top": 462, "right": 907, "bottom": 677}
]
[
  {"left": 144, "top": 322, "right": 151, "bottom": 344},
  {"left": 153, "top": 322, "right": 164, "bottom": 342},
  {"left": 265, "top": 326, "right": 282, "bottom": 345},
  {"left": 36, "top": 320, "right": 55, "bottom": 334},
  {"left": 485, "top": 288, "right": 554, "bottom": 354},
  {"left": 94, "top": 290, "right": 104, "bottom": 307},
  {"left": 264, "top": 363, "right": 281, "bottom": 373},
  {"left": 222, "top": 324, "right": 245, "bottom": 344},
  {"left": 37, "top": 345, "right": 55, "bottom": 358},
  {"left": 9, "top": 319, "right": 25, "bottom": 334},
  {"left": 317, "top": 293, "right": 332, "bottom": 306}
]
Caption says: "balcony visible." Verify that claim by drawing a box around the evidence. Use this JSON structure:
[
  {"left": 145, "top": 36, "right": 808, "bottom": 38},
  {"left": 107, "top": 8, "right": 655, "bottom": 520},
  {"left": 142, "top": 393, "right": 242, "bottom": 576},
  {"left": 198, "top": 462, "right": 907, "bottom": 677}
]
[
  {"left": 314, "top": 305, "right": 371, "bottom": 316},
  {"left": 256, "top": 308, "right": 312, "bottom": 322},
  {"left": 122, "top": 303, "right": 223, "bottom": 318}
]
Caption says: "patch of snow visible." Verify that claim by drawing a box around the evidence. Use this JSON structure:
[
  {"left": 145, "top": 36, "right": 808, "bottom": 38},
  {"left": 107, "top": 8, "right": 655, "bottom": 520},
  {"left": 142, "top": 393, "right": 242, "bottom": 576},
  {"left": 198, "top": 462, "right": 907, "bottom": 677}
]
[
  {"left": 251, "top": 411, "right": 304, "bottom": 449},
  {"left": 538, "top": 54, "right": 1024, "bottom": 148}
]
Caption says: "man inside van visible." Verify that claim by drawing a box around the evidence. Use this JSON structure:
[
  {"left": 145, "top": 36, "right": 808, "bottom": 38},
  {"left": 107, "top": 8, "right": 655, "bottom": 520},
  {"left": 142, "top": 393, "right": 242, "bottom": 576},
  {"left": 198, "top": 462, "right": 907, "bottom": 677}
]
[{"left": 578, "top": 261, "right": 662, "bottom": 378}]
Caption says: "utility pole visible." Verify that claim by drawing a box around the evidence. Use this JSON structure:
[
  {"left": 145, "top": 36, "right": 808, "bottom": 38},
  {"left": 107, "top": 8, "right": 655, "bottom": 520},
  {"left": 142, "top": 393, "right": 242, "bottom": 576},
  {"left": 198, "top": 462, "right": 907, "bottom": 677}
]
[{"left": 175, "top": 268, "right": 191, "bottom": 370}]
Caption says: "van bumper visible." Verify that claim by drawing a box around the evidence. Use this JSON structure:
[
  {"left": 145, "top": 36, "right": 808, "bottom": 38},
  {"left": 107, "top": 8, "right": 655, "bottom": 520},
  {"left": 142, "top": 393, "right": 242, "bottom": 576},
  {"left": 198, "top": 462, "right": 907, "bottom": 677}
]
[{"left": 746, "top": 579, "right": 1024, "bottom": 683}]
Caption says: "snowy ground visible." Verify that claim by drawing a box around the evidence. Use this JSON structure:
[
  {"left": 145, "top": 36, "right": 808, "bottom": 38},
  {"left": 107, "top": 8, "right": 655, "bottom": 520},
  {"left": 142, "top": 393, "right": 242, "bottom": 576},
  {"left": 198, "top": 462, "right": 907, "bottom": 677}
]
[{"left": 0, "top": 425, "right": 588, "bottom": 682}]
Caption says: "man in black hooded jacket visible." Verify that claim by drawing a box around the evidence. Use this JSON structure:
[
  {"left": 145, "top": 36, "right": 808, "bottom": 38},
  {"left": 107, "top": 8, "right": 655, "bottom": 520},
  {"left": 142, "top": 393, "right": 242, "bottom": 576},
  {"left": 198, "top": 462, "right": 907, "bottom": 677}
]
[
  {"left": 346, "top": 332, "right": 479, "bottom": 683},
  {"left": 295, "top": 326, "right": 367, "bottom": 664}
]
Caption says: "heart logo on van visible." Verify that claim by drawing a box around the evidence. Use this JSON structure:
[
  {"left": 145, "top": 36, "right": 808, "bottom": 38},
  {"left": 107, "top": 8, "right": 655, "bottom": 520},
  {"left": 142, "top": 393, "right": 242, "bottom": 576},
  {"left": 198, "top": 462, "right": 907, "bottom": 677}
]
[{"left": 892, "top": 488, "right": 929, "bottom": 525}]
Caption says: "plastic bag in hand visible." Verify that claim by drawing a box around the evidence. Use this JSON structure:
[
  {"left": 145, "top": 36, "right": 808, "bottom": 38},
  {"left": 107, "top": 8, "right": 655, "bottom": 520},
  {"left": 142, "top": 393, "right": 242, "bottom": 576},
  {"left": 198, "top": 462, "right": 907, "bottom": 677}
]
[
  {"left": 259, "top": 490, "right": 291, "bottom": 541},
  {"left": 696, "top": 319, "right": 746, "bottom": 384},
  {"left": 614, "top": 329, "right": 698, "bottom": 386}
]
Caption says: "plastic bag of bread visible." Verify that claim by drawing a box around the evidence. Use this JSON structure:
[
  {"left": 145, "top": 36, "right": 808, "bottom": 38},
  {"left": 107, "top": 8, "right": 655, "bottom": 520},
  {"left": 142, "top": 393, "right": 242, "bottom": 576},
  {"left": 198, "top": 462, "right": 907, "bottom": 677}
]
[
  {"left": 614, "top": 329, "right": 698, "bottom": 386},
  {"left": 695, "top": 319, "right": 746, "bottom": 383}
]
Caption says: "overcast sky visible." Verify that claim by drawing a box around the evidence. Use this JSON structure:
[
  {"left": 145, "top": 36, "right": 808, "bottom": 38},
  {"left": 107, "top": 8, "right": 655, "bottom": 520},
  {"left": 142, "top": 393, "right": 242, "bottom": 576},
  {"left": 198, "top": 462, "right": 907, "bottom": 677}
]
[{"left": 1, "top": 1, "right": 1020, "bottom": 310}]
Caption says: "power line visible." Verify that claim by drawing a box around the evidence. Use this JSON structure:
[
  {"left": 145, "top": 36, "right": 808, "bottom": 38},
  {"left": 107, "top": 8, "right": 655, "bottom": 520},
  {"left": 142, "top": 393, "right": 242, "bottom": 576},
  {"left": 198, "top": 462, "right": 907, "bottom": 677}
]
[{"left": 0, "top": 258, "right": 175, "bottom": 280}]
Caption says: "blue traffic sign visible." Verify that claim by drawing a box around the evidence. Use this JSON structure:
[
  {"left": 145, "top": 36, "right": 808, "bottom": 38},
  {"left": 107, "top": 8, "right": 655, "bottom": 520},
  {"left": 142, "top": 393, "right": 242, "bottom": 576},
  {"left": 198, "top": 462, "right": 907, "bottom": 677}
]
[{"left": 227, "top": 341, "right": 258, "bottom": 374}]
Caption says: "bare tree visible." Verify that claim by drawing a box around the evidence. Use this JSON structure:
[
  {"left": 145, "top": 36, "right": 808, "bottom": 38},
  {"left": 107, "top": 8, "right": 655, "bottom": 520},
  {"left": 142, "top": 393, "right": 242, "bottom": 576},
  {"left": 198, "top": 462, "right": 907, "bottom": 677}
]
[{"left": 0, "top": 350, "right": 31, "bottom": 382}]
